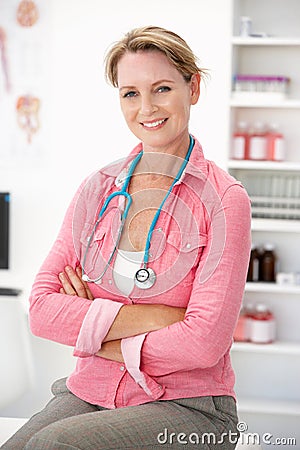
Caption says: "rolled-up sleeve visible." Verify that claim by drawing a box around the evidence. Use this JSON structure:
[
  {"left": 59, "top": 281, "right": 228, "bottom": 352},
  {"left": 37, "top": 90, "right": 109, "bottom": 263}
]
[
  {"left": 123, "top": 185, "right": 251, "bottom": 379},
  {"left": 74, "top": 299, "right": 123, "bottom": 357},
  {"left": 29, "top": 172, "right": 117, "bottom": 348},
  {"left": 121, "top": 334, "right": 165, "bottom": 399},
  {"left": 29, "top": 178, "right": 91, "bottom": 346}
]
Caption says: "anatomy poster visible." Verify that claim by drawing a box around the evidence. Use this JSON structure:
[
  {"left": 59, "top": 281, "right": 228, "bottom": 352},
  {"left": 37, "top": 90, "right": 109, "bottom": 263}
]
[{"left": 0, "top": 1, "right": 49, "bottom": 164}]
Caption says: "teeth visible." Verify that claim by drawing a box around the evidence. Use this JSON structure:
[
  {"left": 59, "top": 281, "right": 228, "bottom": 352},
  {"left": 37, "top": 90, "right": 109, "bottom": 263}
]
[{"left": 143, "top": 119, "right": 165, "bottom": 128}]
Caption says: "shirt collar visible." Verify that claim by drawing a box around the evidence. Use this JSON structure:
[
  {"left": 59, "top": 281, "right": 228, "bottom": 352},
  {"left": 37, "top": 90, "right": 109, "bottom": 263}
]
[
  {"left": 100, "top": 137, "right": 208, "bottom": 187},
  {"left": 175, "top": 137, "right": 208, "bottom": 184}
]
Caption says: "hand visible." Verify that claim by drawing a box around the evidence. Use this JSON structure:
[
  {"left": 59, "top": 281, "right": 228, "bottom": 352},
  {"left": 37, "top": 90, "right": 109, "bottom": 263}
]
[{"left": 59, "top": 265, "right": 94, "bottom": 300}]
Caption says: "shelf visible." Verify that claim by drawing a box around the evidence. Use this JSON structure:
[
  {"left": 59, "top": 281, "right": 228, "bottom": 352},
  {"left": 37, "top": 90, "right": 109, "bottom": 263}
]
[
  {"left": 251, "top": 218, "right": 300, "bottom": 233},
  {"left": 230, "top": 0, "right": 300, "bottom": 436},
  {"left": 230, "top": 98, "right": 300, "bottom": 108},
  {"left": 228, "top": 160, "right": 300, "bottom": 171},
  {"left": 245, "top": 282, "right": 300, "bottom": 294},
  {"left": 232, "top": 36, "right": 300, "bottom": 47},
  {"left": 232, "top": 341, "right": 300, "bottom": 356},
  {"left": 236, "top": 397, "right": 300, "bottom": 416}
]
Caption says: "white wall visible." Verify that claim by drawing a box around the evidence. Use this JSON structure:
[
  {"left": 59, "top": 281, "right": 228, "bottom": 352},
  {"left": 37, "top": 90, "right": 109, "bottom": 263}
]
[{"left": 0, "top": 0, "right": 232, "bottom": 417}]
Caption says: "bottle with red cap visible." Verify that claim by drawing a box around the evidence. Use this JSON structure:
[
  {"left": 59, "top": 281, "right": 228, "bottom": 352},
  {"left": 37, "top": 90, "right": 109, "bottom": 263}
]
[
  {"left": 249, "top": 122, "right": 267, "bottom": 160},
  {"left": 250, "top": 304, "right": 276, "bottom": 344},
  {"left": 267, "top": 123, "right": 285, "bottom": 161},
  {"left": 234, "top": 303, "right": 255, "bottom": 342},
  {"left": 232, "top": 121, "right": 249, "bottom": 160}
]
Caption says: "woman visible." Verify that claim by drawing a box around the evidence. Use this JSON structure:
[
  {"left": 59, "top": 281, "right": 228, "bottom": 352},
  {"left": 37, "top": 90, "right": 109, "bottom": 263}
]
[{"left": 2, "top": 26, "right": 251, "bottom": 449}]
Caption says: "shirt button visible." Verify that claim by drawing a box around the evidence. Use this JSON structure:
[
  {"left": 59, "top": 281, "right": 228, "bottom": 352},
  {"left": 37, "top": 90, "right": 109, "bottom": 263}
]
[
  {"left": 108, "top": 279, "right": 112, "bottom": 285},
  {"left": 157, "top": 227, "right": 162, "bottom": 232},
  {"left": 120, "top": 366, "right": 125, "bottom": 371},
  {"left": 186, "top": 243, "right": 191, "bottom": 249}
]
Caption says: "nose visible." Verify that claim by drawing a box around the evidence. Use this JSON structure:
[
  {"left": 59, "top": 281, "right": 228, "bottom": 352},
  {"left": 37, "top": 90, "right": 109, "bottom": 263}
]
[{"left": 139, "top": 93, "right": 157, "bottom": 116}]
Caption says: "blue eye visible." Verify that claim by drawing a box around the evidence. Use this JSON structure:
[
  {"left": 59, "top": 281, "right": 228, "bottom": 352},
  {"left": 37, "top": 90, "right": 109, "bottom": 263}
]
[
  {"left": 157, "top": 86, "right": 171, "bottom": 93},
  {"left": 123, "top": 91, "right": 137, "bottom": 98}
]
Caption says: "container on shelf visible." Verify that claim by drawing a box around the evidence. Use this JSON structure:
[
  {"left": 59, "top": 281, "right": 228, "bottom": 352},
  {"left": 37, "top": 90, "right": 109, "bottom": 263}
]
[
  {"left": 266, "top": 123, "right": 285, "bottom": 161},
  {"left": 260, "top": 243, "right": 277, "bottom": 282},
  {"left": 232, "top": 121, "right": 249, "bottom": 159},
  {"left": 248, "top": 122, "right": 268, "bottom": 160},
  {"left": 239, "top": 16, "right": 252, "bottom": 37},
  {"left": 232, "top": 74, "right": 290, "bottom": 102},
  {"left": 233, "top": 306, "right": 248, "bottom": 342},
  {"left": 246, "top": 173, "right": 300, "bottom": 220},
  {"left": 234, "top": 303, "right": 256, "bottom": 342},
  {"left": 247, "top": 244, "right": 260, "bottom": 281},
  {"left": 276, "top": 272, "right": 297, "bottom": 286},
  {"left": 232, "top": 123, "right": 286, "bottom": 162},
  {"left": 249, "top": 303, "right": 276, "bottom": 344},
  {"left": 233, "top": 303, "right": 254, "bottom": 342}
]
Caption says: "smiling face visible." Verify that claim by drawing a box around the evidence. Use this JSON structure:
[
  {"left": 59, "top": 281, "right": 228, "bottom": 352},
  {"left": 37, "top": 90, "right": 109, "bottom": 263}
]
[{"left": 117, "top": 50, "right": 200, "bottom": 155}]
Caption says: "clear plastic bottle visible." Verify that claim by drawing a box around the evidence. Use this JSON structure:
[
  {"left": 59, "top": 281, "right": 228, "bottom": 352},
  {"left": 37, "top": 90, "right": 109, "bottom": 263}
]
[
  {"left": 239, "top": 16, "right": 252, "bottom": 37},
  {"left": 266, "top": 123, "right": 285, "bottom": 161},
  {"left": 232, "top": 121, "right": 249, "bottom": 160},
  {"left": 250, "top": 304, "right": 276, "bottom": 344},
  {"left": 249, "top": 122, "right": 267, "bottom": 160},
  {"left": 261, "top": 243, "right": 277, "bottom": 282}
]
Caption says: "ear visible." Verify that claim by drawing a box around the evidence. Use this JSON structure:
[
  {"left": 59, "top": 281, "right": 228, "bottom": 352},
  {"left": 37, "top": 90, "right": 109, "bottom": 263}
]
[{"left": 190, "top": 73, "right": 201, "bottom": 105}]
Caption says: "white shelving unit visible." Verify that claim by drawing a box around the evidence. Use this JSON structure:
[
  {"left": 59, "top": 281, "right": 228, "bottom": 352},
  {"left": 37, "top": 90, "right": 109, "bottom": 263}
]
[
  {"left": 229, "top": 98, "right": 300, "bottom": 109},
  {"left": 229, "top": 1, "right": 300, "bottom": 448},
  {"left": 232, "top": 37, "right": 300, "bottom": 47},
  {"left": 236, "top": 398, "right": 300, "bottom": 417},
  {"left": 251, "top": 218, "right": 300, "bottom": 233},
  {"left": 245, "top": 282, "right": 300, "bottom": 295},
  {"left": 228, "top": 160, "right": 300, "bottom": 171},
  {"left": 232, "top": 341, "right": 300, "bottom": 356}
]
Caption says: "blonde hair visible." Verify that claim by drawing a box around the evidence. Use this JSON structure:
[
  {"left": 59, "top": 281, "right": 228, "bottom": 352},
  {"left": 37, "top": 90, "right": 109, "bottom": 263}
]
[{"left": 104, "top": 25, "right": 207, "bottom": 87}]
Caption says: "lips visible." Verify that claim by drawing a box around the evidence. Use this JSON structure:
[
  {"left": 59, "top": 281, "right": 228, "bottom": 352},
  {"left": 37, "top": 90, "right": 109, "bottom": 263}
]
[{"left": 141, "top": 118, "right": 167, "bottom": 129}]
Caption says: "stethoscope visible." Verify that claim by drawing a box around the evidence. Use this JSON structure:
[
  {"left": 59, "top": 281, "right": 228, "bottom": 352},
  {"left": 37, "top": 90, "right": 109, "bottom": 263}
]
[{"left": 82, "top": 135, "right": 195, "bottom": 290}]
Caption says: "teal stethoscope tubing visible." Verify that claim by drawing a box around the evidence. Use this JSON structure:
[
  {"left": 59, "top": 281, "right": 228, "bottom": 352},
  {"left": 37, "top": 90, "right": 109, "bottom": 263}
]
[
  {"left": 81, "top": 135, "right": 195, "bottom": 286},
  {"left": 143, "top": 135, "right": 194, "bottom": 265},
  {"left": 81, "top": 150, "right": 142, "bottom": 283}
]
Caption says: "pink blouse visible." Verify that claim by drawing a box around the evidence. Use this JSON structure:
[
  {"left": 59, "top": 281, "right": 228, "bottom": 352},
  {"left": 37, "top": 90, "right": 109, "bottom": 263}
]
[{"left": 29, "top": 138, "right": 251, "bottom": 409}]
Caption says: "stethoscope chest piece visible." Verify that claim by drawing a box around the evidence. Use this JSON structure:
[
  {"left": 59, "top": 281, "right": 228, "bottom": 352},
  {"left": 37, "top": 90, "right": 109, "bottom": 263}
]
[{"left": 134, "top": 267, "right": 156, "bottom": 289}]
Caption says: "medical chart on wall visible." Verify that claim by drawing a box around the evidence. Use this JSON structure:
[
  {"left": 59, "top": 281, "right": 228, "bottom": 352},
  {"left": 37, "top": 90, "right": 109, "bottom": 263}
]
[{"left": 0, "top": 0, "right": 48, "bottom": 165}]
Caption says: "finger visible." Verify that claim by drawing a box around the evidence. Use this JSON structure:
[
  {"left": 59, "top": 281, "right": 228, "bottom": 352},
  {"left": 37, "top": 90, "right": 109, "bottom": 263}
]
[
  {"left": 76, "top": 265, "right": 84, "bottom": 282},
  {"left": 58, "top": 272, "right": 77, "bottom": 296},
  {"left": 86, "top": 289, "right": 94, "bottom": 301},
  {"left": 76, "top": 266, "right": 94, "bottom": 300},
  {"left": 65, "top": 266, "right": 89, "bottom": 298}
]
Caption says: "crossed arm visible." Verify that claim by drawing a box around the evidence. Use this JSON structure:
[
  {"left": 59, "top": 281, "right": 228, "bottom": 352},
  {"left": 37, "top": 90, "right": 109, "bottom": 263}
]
[{"left": 59, "top": 265, "right": 186, "bottom": 362}]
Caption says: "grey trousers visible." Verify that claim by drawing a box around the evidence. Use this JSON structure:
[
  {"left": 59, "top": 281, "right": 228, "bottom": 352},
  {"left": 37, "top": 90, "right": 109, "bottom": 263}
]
[{"left": 1, "top": 378, "right": 239, "bottom": 449}]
